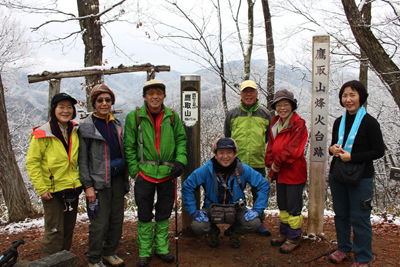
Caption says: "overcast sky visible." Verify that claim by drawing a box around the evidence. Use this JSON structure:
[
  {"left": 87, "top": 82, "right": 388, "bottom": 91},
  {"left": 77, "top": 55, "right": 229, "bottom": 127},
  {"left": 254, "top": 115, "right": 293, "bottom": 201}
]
[{"left": 8, "top": 0, "right": 327, "bottom": 75}]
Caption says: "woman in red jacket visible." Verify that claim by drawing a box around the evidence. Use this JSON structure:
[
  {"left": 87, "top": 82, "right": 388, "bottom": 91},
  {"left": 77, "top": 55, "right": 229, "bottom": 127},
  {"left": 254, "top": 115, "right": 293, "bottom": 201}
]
[{"left": 265, "top": 89, "right": 308, "bottom": 254}]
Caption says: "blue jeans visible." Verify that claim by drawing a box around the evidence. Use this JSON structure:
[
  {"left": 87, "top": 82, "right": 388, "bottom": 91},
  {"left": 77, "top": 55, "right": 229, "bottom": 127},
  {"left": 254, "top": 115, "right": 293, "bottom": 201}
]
[{"left": 329, "top": 174, "right": 374, "bottom": 263}]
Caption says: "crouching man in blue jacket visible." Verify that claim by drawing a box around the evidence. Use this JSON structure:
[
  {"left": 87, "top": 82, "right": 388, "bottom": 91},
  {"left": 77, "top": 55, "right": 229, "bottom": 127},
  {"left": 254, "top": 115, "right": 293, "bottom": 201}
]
[{"left": 182, "top": 138, "right": 270, "bottom": 248}]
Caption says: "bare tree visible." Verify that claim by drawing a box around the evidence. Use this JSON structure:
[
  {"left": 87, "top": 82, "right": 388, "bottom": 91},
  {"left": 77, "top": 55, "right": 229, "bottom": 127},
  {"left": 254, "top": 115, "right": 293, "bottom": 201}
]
[
  {"left": 77, "top": 0, "right": 104, "bottom": 111},
  {"left": 148, "top": 0, "right": 233, "bottom": 114},
  {"left": 0, "top": 74, "right": 35, "bottom": 222},
  {"left": 358, "top": 0, "right": 371, "bottom": 97},
  {"left": 228, "top": 0, "right": 255, "bottom": 80},
  {"left": 2, "top": 0, "right": 128, "bottom": 111},
  {"left": 0, "top": 8, "right": 36, "bottom": 80},
  {"left": 261, "top": 0, "right": 275, "bottom": 113},
  {"left": 342, "top": 0, "right": 400, "bottom": 111}
]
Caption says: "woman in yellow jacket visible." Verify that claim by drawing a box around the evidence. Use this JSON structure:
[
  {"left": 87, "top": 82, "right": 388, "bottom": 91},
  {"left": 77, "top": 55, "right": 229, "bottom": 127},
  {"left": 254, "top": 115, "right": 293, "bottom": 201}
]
[{"left": 26, "top": 93, "right": 82, "bottom": 257}]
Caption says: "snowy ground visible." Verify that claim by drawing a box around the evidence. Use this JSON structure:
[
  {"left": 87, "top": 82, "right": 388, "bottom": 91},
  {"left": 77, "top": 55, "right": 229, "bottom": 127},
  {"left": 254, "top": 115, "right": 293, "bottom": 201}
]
[{"left": 1, "top": 209, "right": 399, "bottom": 235}]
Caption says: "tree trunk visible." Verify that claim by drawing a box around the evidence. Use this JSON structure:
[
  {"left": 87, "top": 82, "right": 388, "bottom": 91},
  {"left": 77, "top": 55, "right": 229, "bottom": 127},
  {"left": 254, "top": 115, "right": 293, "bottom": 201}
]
[
  {"left": 359, "top": 1, "right": 371, "bottom": 108},
  {"left": 77, "top": 0, "right": 103, "bottom": 112},
  {"left": 0, "top": 74, "right": 35, "bottom": 222},
  {"left": 243, "top": 0, "right": 255, "bottom": 80},
  {"left": 261, "top": 0, "right": 275, "bottom": 115},
  {"left": 216, "top": 0, "right": 228, "bottom": 115},
  {"left": 342, "top": 0, "right": 400, "bottom": 111}
]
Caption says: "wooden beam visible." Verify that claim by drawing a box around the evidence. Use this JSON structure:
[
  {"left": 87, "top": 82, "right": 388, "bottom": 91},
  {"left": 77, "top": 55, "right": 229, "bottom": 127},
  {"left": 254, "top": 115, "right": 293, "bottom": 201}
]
[
  {"left": 48, "top": 79, "right": 61, "bottom": 121},
  {"left": 28, "top": 63, "right": 171, "bottom": 84}
]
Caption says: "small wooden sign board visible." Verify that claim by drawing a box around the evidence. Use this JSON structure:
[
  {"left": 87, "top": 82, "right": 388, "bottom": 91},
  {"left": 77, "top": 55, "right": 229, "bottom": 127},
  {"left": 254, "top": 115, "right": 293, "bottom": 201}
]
[{"left": 390, "top": 167, "right": 400, "bottom": 181}]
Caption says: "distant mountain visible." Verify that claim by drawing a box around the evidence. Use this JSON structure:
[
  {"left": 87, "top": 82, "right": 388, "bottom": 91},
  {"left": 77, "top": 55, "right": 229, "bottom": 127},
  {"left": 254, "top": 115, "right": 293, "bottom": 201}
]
[{"left": 4, "top": 60, "right": 311, "bottom": 124}]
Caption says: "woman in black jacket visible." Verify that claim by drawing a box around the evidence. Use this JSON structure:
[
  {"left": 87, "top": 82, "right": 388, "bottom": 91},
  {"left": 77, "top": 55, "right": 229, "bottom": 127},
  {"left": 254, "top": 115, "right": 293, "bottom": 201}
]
[{"left": 328, "top": 80, "right": 384, "bottom": 267}]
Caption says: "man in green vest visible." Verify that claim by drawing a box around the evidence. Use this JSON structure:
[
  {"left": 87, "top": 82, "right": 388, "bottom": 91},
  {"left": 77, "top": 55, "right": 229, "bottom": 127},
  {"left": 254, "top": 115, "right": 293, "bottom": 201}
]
[{"left": 224, "top": 80, "right": 272, "bottom": 235}]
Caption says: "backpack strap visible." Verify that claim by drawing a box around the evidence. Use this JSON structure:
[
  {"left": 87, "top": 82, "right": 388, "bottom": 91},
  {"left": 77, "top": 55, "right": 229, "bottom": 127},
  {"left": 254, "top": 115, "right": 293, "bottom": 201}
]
[{"left": 136, "top": 106, "right": 174, "bottom": 167}]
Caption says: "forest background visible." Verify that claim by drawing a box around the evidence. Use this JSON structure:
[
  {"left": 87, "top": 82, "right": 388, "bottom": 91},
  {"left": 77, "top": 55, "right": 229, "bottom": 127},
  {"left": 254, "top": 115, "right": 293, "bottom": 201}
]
[{"left": 0, "top": 0, "right": 399, "bottom": 226}]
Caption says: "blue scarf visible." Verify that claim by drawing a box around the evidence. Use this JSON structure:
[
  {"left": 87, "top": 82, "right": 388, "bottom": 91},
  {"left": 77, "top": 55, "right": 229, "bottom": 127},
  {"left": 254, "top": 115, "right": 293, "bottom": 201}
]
[{"left": 337, "top": 106, "right": 366, "bottom": 153}]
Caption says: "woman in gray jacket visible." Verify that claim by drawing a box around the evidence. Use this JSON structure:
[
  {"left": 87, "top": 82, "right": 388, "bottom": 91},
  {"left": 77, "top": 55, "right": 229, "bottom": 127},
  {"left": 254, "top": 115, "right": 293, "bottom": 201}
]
[{"left": 79, "top": 84, "right": 129, "bottom": 267}]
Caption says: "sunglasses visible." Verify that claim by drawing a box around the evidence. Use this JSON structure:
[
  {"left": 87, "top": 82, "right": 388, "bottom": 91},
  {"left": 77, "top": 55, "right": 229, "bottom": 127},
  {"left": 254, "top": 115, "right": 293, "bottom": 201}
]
[
  {"left": 147, "top": 91, "right": 164, "bottom": 96},
  {"left": 96, "top": 97, "right": 112, "bottom": 104}
]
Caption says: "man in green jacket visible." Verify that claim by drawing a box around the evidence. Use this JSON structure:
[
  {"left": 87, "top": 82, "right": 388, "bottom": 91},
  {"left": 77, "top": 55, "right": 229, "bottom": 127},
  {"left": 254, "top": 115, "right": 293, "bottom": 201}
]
[
  {"left": 124, "top": 79, "right": 187, "bottom": 267},
  {"left": 224, "top": 80, "right": 272, "bottom": 235}
]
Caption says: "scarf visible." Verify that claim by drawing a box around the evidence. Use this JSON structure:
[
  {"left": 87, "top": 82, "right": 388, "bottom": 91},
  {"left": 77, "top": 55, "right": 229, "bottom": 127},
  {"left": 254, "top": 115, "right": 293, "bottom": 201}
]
[
  {"left": 277, "top": 112, "right": 294, "bottom": 133},
  {"left": 337, "top": 106, "right": 366, "bottom": 153},
  {"left": 212, "top": 157, "right": 237, "bottom": 175},
  {"left": 49, "top": 118, "right": 73, "bottom": 153}
]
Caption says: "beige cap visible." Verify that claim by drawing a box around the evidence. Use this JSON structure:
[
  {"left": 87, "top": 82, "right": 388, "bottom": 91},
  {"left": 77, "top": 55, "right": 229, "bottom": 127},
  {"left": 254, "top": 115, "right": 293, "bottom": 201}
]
[
  {"left": 240, "top": 80, "right": 257, "bottom": 91},
  {"left": 143, "top": 79, "right": 166, "bottom": 91}
]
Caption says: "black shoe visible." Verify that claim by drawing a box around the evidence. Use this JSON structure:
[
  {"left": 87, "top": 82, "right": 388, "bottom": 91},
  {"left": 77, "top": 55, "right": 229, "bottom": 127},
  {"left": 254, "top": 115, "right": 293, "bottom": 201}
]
[
  {"left": 228, "top": 231, "right": 241, "bottom": 249},
  {"left": 155, "top": 253, "right": 174, "bottom": 263},
  {"left": 207, "top": 227, "right": 220, "bottom": 248},
  {"left": 136, "top": 257, "right": 151, "bottom": 267},
  {"left": 224, "top": 224, "right": 233, "bottom": 237}
]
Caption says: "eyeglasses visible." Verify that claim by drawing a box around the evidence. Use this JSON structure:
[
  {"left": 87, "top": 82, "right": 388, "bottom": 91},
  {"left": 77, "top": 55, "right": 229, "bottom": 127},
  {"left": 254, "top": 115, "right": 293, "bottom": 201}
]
[
  {"left": 96, "top": 97, "right": 112, "bottom": 104},
  {"left": 276, "top": 103, "right": 291, "bottom": 109},
  {"left": 147, "top": 91, "right": 164, "bottom": 96}
]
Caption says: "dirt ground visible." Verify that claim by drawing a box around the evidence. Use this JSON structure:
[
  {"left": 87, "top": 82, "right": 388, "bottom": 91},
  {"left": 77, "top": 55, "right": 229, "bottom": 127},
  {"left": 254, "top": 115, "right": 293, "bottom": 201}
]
[{"left": 1, "top": 214, "right": 399, "bottom": 267}]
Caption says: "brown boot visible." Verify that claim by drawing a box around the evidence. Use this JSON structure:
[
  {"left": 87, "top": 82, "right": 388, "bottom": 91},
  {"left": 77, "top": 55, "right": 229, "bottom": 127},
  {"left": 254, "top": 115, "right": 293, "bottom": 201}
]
[
  {"left": 270, "top": 233, "right": 287, "bottom": 246},
  {"left": 279, "top": 237, "right": 301, "bottom": 254}
]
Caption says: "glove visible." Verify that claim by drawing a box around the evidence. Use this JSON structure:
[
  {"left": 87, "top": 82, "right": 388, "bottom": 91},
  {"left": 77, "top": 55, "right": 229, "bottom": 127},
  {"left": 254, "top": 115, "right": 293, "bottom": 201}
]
[
  {"left": 171, "top": 162, "right": 184, "bottom": 178},
  {"left": 190, "top": 210, "right": 209, "bottom": 222},
  {"left": 244, "top": 209, "right": 260, "bottom": 221},
  {"left": 87, "top": 194, "right": 99, "bottom": 220}
]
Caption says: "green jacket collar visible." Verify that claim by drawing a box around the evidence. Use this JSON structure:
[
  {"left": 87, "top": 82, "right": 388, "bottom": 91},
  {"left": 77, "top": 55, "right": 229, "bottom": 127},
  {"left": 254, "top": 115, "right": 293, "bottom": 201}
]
[{"left": 240, "top": 98, "right": 260, "bottom": 113}]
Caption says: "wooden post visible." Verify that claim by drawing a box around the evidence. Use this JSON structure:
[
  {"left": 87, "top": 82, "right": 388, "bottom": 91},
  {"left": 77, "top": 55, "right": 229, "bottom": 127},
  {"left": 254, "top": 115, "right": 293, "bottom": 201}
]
[
  {"left": 308, "top": 30, "right": 330, "bottom": 236},
  {"left": 180, "top": 74, "right": 201, "bottom": 237},
  {"left": 48, "top": 79, "right": 61, "bottom": 120}
]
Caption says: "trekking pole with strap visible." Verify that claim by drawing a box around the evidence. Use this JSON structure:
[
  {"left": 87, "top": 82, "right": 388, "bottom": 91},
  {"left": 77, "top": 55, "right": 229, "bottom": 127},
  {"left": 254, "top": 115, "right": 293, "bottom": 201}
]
[
  {"left": 0, "top": 239, "right": 25, "bottom": 267},
  {"left": 174, "top": 177, "right": 179, "bottom": 265}
]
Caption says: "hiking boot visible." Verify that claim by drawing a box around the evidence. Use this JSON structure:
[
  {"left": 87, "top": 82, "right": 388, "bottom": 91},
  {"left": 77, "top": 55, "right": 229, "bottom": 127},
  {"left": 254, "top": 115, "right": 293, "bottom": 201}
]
[
  {"left": 88, "top": 261, "right": 106, "bottom": 267},
  {"left": 136, "top": 257, "right": 151, "bottom": 267},
  {"left": 351, "top": 263, "right": 369, "bottom": 267},
  {"left": 103, "top": 255, "right": 124, "bottom": 266},
  {"left": 206, "top": 227, "right": 220, "bottom": 248},
  {"left": 228, "top": 231, "right": 241, "bottom": 249},
  {"left": 270, "top": 233, "right": 287, "bottom": 246},
  {"left": 329, "top": 250, "right": 350, "bottom": 264},
  {"left": 155, "top": 253, "right": 174, "bottom": 263},
  {"left": 257, "top": 224, "right": 272, "bottom": 236},
  {"left": 279, "top": 237, "right": 301, "bottom": 254}
]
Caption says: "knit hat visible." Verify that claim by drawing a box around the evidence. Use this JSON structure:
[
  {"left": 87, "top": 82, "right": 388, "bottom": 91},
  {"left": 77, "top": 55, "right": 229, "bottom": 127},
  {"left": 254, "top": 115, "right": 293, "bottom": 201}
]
[
  {"left": 240, "top": 80, "right": 257, "bottom": 91},
  {"left": 143, "top": 79, "right": 166, "bottom": 97},
  {"left": 212, "top": 138, "right": 238, "bottom": 154},
  {"left": 90, "top": 84, "right": 115, "bottom": 107},
  {"left": 271, "top": 89, "right": 298, "bottom": 110}
]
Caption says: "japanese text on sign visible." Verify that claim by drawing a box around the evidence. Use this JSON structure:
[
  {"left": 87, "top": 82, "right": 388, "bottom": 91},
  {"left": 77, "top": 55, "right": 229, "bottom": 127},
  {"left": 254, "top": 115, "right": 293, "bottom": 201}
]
[
  {"left": 182, "top": 91, "right": 198, "bottom": 124},
  {"left": 311, "top": 42, "right": 329, "bottom": 162}
]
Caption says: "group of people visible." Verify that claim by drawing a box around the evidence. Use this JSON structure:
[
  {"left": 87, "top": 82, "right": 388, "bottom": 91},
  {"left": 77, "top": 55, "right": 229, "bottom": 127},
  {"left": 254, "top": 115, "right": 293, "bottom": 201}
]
[{"left": 26, "top": 78, "right": 383, "bottom": 267}]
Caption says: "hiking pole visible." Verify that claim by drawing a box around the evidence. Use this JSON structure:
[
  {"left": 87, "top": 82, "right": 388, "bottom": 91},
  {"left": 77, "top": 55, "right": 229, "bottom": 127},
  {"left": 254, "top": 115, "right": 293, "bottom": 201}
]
[{"left": 174, "top": 177, "right": 179, "bottom": 265}]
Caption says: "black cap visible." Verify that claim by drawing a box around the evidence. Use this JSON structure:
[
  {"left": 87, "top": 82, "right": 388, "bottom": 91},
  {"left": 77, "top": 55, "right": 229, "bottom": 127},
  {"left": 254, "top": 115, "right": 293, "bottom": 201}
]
[
  {"left": 216, "top": 138, "right": 236, "bottom": 151},
  {"left": 51, "top": 93, "right": 77, "bottom": 106}
]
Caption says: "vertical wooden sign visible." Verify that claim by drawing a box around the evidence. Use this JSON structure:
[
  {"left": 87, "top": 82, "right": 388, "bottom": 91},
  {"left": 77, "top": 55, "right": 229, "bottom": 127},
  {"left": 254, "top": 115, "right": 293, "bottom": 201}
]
[
  {"left": 180, "top": 74, "right": 201, "bottom": 237},
  {"left": 308, "top": 30, "right": 330, "bottom": 235}
]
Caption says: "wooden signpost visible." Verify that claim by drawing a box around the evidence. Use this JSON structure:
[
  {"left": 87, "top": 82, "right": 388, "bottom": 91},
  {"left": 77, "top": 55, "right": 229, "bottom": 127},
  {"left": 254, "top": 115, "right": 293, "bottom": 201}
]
[{"left": 308, "top": 29, "right": 330, "bottom": 236}]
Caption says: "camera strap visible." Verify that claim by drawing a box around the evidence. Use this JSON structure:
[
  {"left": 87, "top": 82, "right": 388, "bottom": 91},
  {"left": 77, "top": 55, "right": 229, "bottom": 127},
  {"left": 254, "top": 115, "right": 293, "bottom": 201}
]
[{"left": 211, "top": 167, "right": 244, "bottom": 202}]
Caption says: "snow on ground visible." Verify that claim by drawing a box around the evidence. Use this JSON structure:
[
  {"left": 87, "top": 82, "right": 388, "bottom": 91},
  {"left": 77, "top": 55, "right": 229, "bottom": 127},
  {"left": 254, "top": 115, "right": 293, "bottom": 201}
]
[{"left": 1, "top": 209, "right": 399, "bottom": 235}]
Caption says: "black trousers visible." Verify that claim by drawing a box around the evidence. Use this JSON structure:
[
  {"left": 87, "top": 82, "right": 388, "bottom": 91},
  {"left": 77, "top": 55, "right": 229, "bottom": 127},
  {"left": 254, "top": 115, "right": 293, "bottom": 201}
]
[{"left": 134, "top": 174, "right": 175, "bottom": 222}]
